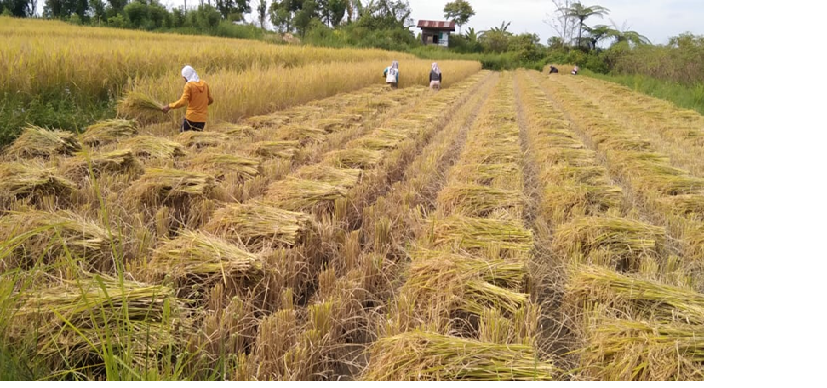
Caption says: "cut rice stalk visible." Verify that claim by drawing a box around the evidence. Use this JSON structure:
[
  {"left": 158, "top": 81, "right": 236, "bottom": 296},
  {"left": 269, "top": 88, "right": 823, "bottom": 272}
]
[
  {"left": 204, "top": 201, "right": 312, "bottom": 249},
  {"left": 323, "top": 148, "right": 383, "bottom": 169},
  {"left": 62, "top": 149, "right": 142, "bottom": 180},
  {"left": 120, "top": 136, "right": 186, "bottom": 160},
  {"left": 210, "top": 122, "right": 256, "bottom": 136},
  {"left": 117, "top": 91, "right": 166, "bottom": 124},
  {"left": 294, "top": 165, "right": 362, "bottom": 189},
  {"left": 5, "top": 125, "right": 81, "bottom": 158},
  {"left": 267, "top": 177, "right": 347, "bottom": 211},
  {"left": 274, "top": 125, "right": 326, "bottom": 144},
  {"left": 129, "top": 168, "right": 214, "bottom": 203},
  {"left": 176, "top": 131, "right": 230, "bottom": 149},
  {"left": 362, "top": 331, "right": 556, "bottom": 381},
  {"left": 0, "top": 210, "right": 118, "bottom": 270},
  {"left": 79, "top": 119, "right": 138, "bottom": 146},
  {"left": 430, "top": 215, "right": 534, "bottom": 255},
  {"left": 150, "top": 230, "right": 263, "bottom": 281},
  {"left": 187, "top": 153, "right": 261, "bottom": 179},
  {"left": 0, "top": 162, "right": 76, "bottom": 200},
  {"left": 252, "top": 141, "right": 300, "bottom": 159},
  {"left": 553, "top": 216, "right": 666, "bottom": 270},
  {"left": 437, "top": 184, "right": 525, "bottom": 217}
]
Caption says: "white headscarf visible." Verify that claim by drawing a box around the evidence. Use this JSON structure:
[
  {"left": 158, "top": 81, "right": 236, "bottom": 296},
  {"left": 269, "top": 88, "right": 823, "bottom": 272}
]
[
  {"left": 181, "top": 65, "right": 200, "bottom": 82},
  {"left": 431, "top": 62, "right": 440, "bottom": 75},
  {"left": 391, "top": 61, "right": 399, "bottom": 70}
]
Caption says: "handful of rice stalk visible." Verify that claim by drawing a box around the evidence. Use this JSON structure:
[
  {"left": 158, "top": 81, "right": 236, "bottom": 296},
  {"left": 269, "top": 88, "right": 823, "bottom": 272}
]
[{"left": 118, "top": 91, "right": 166, "bottom": 123}]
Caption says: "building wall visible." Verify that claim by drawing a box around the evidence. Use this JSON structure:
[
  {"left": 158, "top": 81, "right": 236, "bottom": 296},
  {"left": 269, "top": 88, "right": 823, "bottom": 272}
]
[{"left": 421, "top": 29, "right": 450, "bottom": 47}]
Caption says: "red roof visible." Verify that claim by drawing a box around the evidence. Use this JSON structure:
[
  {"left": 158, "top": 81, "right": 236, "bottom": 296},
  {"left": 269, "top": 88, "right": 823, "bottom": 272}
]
[{"left": 417, "top": 20, "right": 456, "bottom": 30}]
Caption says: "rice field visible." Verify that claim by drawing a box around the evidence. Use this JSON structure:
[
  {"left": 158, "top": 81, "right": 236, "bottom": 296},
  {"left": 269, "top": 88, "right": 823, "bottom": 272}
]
[{"left": 0, "top": 53, "right": 703, "bottom": 380}]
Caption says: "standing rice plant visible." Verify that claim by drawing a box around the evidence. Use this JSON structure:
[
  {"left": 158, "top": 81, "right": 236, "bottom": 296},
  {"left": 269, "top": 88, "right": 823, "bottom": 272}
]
[{"left": 4, "top": 125, "right": 81, "bottom": 158}]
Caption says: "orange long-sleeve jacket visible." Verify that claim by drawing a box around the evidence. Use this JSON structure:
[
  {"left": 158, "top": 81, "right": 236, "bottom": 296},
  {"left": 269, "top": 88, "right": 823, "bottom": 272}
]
[{"left": 169, "top": 81, "right": 213, "bottom": 122}]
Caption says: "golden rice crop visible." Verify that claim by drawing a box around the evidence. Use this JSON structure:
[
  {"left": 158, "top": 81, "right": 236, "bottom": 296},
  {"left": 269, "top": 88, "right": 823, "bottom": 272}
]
[
  {"left": 4, "top": 125, "right": 81, "bottom": 158},
  {"left": 79, "top": 119, "right": 138, "bottom": 146}
]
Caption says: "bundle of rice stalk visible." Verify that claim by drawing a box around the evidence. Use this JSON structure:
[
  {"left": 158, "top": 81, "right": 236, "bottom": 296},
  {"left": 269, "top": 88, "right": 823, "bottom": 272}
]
[
  {"left": 541, "top": 166, "right": 610, "bottom": 187},
  {"left": 129, "top": 168, "right": 214, "bottom": 204},
  {"left": 373, "top": 128, "right": 410, "bottom": 142},
  {"left": 655, "top": 194, "right": 704, "bottom": 220},
  {"left": 437, "top": 184, "right": 525, "bottom": 217},
  {"left": 323, "top": 148, "right": 383, "bottom": 169},
  {"left": 5, "top": 125, "right": 81, "bottom": 158},
  {"left": 62, "top": 149, "right": 142, "bottom": 180},
  {"left": 210, "top": 122, "right": 256, "bottom": 136},
  {"left": 150, "top": 230, "right": 263, "bottom": 282},
  {"left": 9, "top": 274, "right": 187, "bottom": 370},
  {"left": 204, "top": 201, "right": 312, "bottom": 249},
  {"left": 117, "top": 91, "right": 166, "bottom": 124},
  {"left": 535, "top": 135, "right": 584, "bottom": 150},
  {"left": 274, "top": 125, "right": 327, "bottom": 144},
  {"left": 552, "top": 216, "right": 665, "bottom": 270},
  {"left": 187, "top": 153, "right": 261, "bottom": 179},
  {"left": 461, "top": 146, "right": 520, "bottom": 165},
  {"left": 243, "top": 114, "right": 291, "bottom": 129},
  {"left": 637, "top": 173, "right": 704, "bottom": 196},
  {"left": 294, "top": 165, "right": 362, "bottom": 189},
  {"left": 0, "top": 162, "right": 75, "bottom": 199},
  {"left": 79, "top": 119, "right": 138, "bottom": 146},
  {"left": 535, "top": 148, "right": 596, "bottom": 167},
  {"left": 541, "top": 184, "right": 622, "bottom": 223},
  {"left": 431, "top": 215, "right": 534, "bottom": 255},
  {"left": 362, "top": 331, "right": 556, "bottom": 381},
  {"left": 577, "top": 317, "right": 703, "bottom": 381},
  {"left": 454, "top": 163, "right": 521, "bottom": 186},
  {"left": 267, "top": 177, "right": 347, "bottom": 211},
  {"left": 349, "top": 136, "right": 400, "bottom": 151},
  {"left": 0, "top": 210, "right": 118, "bottom": 270},
  {"left": 252, "top": 141, "right": 300, "bottom": 159},
  {"left": 567, "top": 265, "right": 704, "bottom": 325},
  {"left": 176, "top": 131, "right": 230, "bottom": 149},
  {"left": 121, "top": 136, "right": 186, "bottom": 160},
  {"left": 315, "top": 117, "right": 356, "bottom": 133}
]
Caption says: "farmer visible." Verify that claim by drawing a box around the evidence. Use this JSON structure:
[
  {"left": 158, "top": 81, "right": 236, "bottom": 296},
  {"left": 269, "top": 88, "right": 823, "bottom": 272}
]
[
  {"left": 429, "top": 62, "right": 442, "bottom": 90},
  {"left": 161, "top": 65, "right": 213, "bottom": 132},
  {"left": 384, "top": 61, "right": 400, "bottom": 89},
  {"left": 549, "top": 65, "right": 559, "bottom": 74},
  {"left": 571, "top": 65, "right": 579, "bottom": 75}
]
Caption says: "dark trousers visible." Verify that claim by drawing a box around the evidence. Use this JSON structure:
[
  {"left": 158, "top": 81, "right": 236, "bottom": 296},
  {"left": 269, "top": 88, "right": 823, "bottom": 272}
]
[{"left": 181, "top": 119, "right": 206, "bottom": 132}]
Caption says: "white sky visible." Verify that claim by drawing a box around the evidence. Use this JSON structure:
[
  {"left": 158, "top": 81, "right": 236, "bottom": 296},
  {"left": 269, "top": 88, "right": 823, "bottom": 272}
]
[{"left": 34, "top": 0, "right": 704, "bottom": 45}]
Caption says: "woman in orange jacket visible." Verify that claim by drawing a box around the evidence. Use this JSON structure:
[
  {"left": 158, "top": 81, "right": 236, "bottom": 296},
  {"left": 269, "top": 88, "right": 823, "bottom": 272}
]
[{"left": 162, "top": 65, "right": 213, "bottom": 132}]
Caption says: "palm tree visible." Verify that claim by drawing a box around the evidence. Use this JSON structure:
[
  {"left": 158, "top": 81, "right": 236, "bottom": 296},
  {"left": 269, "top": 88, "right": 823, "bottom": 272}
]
[
  {"left": 583, "top": 24, "right": 615, "bottom": 50},
  {"left": 563, "top": 2, "right": 610, "bottom": 49},
  {"left": 465, "top": 27, "right": 479, "bottom": 43}
]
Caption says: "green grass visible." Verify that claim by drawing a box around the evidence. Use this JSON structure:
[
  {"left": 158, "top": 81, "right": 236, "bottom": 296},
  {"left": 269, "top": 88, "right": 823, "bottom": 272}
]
[{"left": 582, "top": 70, "right": 704, "bottom": 115}]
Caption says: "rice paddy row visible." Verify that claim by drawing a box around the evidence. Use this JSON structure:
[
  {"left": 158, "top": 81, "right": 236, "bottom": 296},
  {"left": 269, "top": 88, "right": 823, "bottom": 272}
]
[
  {"left": 0, "top": 71, "right": 489, "bottom": 379},
  {"left": 549, "top": 76, "right": 703, "bottom": 177},
  {"left": 514, "top": 71, "right": 703, "bottom": 380},
  {"left": 526, "top": 71, "right": 705, "bottom": 275},
  {"left": 360, "top": 73, "right": 556, "bottom": 381}
]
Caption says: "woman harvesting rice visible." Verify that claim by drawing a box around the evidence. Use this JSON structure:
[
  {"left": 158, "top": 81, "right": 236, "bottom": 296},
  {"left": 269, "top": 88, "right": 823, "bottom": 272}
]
[
  {"left": 429, "top": 62, "right": 442, "bottom": 91},
  {"left": 162, "top": 65, "right": 214, "bottom": 132},
  {"left": 383, "top": 61, "right": 400, "bottom": 89}
]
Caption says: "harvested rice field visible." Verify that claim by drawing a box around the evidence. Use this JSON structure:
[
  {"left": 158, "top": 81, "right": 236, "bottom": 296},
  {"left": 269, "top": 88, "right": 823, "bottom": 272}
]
[{"left": 0, "top": 68, "right": 703, "bottom": 381}]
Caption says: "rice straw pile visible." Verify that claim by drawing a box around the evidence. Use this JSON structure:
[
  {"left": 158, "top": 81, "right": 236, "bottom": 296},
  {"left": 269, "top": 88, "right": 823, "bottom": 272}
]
[
  {"left": 187, "top": 153, "right": 261, "bottom": 179},
  {"left": 204, "top": 201, "right": 312, "bottom": 249},
  {"left": 176, "top": 131, "right": 230, "bottom": 149},
  {"left": 0, "top": 209, "right": 118, "bottom": 271},
  {"left": 62, "top": 149, "right": 142, "bottom": 180},
  {"left": 6, "top": 273, "right": 187, "bottom": 370},
  {"left": 430, "top": 215, "right": 534, "bottom": 255},
  {"left": 129, "top": 168, "right": 214, "bottom": 204},
  {"left": 210, "top": 122, "right": 256, "bottom": 136},
  {"left": 294, "top": 165, "right": 362, "bottom": 189},
  {"left": 323, "top": 148, "right": 383, "bottom": 169},
  {"left": 437, "top": 184, "right": 525, "bottom": 217},
  {"left": 252, "top": 141, "right": 300, "bottom": 159},
  {"left": 266, "top": 177, "right": 347, "bottom": 211},
  {"left": 552, "top": 216, "right": 665, "bottom": 270},
  {"left": 121, "top": 136, "right": 186, "bottom": 160},
  {"left": 4, "top": 125, "right": 81, "bottom": 158},
  {"left": 150, "top": 230, "right": 264, "bottom": 282},
  {"left": 362, "top": 331, "right": 556, "bottom": 381},
  {"left": 79, "top": 119, "right": 138, "bottom": 146},
  {"left": 0, "top": 162, "right": 76, "bottom": 200}
]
